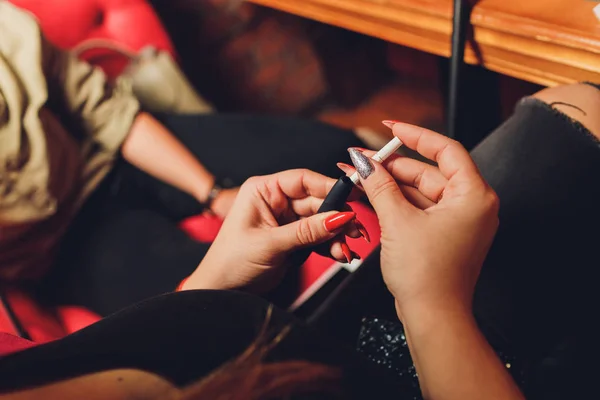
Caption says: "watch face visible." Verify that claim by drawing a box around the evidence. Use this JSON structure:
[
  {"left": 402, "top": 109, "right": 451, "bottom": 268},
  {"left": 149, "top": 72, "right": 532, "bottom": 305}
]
[{"left": 209, "top": 186, "right": 222, "bottom": 200}]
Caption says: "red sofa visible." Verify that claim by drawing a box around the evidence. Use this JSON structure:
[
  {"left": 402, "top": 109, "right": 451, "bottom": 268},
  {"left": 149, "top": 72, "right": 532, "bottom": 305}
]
[{"left": 1, "top": 0, "right": 381, "bottom": 345}]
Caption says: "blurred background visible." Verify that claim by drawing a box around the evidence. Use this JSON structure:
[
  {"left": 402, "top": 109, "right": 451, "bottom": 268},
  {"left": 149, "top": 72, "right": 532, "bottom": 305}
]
[{"left": 148, "top": 0, "right": 548, "bottom": 148}]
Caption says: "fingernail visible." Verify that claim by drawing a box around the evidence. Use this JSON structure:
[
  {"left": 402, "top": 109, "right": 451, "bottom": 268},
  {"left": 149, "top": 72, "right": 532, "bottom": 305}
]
[
  {"left": 349, "top": 146, "right": 371, "bottom": 152},
  {"left": 341, "top": 242, "right": 352, "bottom": 264},
  {"left": 348, "top": 148, "right": 375, "bottom": 180},
  {"left": 351, "top": 251, "right": 361, "bottom": 260},
  {"left": 337, "top": 162, "right": 355, "bottom": 174},
  {"left": 382, "top": 120, "right": 401, "bottom": 129},
  {"left": 324, "top": 211, "right": 356, "bottom": 232},
  {"left": 355, "top": 219, "right": 371, "bottom": 243}
]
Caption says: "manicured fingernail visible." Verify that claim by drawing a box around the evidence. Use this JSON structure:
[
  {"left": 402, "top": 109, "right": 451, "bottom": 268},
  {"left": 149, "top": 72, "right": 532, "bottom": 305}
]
[
  {"left": 355, "top": 219, "right": 371, "bottom": 243},
  {"left": 337, "top": 162, "right": 355, "bottom": 174},
  {"left": 341, "top": 242, "right": 352, "bottom": 264},
  {"left": 324, "top": 211, "right": 356, "bottom": 232},
  {"left": 349, "top": 146, "right": 371, "bottom": 152},
  {"left": 382, "top": 120, "right": 400, "bottom": 129},
  {"left": 348, "top": 148, "right": 374, "bottom": 180},
  {"left": 175, "top": 276, "right": 190, "bottom": 292},
  {"left": 351, "top": 251, "right": 361, "bottom": 260}
]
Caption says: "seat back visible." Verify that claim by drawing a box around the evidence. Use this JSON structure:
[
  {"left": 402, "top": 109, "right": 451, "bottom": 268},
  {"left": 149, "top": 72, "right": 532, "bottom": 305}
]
[{"left": 8, "top": 0, "right": 176, "bottom": 78}]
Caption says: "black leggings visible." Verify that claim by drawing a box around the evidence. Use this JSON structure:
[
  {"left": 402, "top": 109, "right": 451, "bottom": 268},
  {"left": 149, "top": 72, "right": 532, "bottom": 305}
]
[
  {"left": 38, "top": 115, "right": 364, "bottom": 316},
  {"left": 12, "top": 97, "right": 599, "bottom": 399}
]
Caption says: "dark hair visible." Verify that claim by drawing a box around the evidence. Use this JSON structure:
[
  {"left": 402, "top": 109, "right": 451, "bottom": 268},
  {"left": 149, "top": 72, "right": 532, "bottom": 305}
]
[{"left": 179, "top": 306, "right": 343, "bottom": 400}]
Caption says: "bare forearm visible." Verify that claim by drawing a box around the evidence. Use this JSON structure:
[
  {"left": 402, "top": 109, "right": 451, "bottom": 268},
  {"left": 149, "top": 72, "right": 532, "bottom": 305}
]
[
  {"left": 121, "top": 112, "right": 214, "bottom": 203},
  {"left": 401, "top": 302, "right": 524, "bottom": 400}
]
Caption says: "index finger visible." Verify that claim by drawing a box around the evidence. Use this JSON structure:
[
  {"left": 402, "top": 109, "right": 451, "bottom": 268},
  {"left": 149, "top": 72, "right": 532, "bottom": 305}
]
[
  {"left": 272, "top": 169, "right": 338, "bottom": 200},
  {"left": 391, "top": 123, "right": 481, "bottom": 183}
]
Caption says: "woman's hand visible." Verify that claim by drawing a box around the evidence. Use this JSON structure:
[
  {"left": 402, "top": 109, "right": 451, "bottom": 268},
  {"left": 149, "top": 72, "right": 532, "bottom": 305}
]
[
  {"left": 209, "top": 187, "right": 240, "bottom": 219},
  {"left": 346, "top": 122, "right": 499, "bottom": 318},
  {"left": 346, "top": 123, "right": 522, "bottom": 400},
  {"left": 183, "top": 169, "right": 365, "bottom": 293}
]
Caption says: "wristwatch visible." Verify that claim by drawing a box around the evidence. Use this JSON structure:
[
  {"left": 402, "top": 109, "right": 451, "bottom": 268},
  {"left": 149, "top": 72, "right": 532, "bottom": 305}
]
[
  {"left": 204, "top": 177, "right": 235, "bottom": 211},
  {"left": 204, "top": 182, "right": 223, "bottom": 211}
]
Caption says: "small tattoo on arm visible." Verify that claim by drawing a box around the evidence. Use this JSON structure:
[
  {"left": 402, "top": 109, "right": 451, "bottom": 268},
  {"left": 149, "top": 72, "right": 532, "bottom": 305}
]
[{"left": 548, "top": 101, "right": 587, "bottom": 116}]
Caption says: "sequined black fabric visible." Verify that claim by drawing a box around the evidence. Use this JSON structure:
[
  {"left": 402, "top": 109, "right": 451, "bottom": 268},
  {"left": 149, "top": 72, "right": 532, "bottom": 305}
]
[
  {"left": 356, "top": 316, "right": 525, "bottom": 398},
  {"left": 357, "top": 317, "right": 422, "bottom": 399}
]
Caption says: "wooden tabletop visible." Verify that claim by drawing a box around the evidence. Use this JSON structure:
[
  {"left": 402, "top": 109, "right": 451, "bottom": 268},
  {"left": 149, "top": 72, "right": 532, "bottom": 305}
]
[{"left": 247, "top": 0, "right": 600, "bottom": 86}]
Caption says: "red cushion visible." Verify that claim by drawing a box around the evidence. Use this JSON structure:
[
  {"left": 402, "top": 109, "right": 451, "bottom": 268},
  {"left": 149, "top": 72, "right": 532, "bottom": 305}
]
[
  {"left": 1, "top": 288, "right": 100, "bottom": 344},
  {"left": 0, "top": 333, "right": 37, "bottom": 357},
  {"left": 9, "top": 0, "right": 176, "bottom": 78},
  {"left": 1, "top": 289, "right": 67, "bottom": 343}
]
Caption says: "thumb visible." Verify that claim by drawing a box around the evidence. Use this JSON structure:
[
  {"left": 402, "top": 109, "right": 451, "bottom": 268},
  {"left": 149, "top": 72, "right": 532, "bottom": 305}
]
[
  {"left": 348, "top": 148, "right": 414, "bottom": 216},
  {"left": 272, "top": 211, "right": 356, "bottom": 252}
]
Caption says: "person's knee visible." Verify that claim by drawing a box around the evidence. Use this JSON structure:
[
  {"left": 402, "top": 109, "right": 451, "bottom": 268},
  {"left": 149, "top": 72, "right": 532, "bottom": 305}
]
[{"left": 532, "top": 83, "right": 600, "bottom": 140}]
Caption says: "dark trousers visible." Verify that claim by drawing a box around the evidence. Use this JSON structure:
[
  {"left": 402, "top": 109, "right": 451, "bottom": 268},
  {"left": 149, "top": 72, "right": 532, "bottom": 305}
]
[{"left": 38, "top": 115, "right": 363, "bottom": 316}]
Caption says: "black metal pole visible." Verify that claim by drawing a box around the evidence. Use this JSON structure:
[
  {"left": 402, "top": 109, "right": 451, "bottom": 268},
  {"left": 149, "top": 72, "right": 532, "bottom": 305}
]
[
  {"left": 0, "top": 292, "right": 31, "bottom": 340},
  {"left": 447, "top": 0, "right": 469, "bottom": 141}
]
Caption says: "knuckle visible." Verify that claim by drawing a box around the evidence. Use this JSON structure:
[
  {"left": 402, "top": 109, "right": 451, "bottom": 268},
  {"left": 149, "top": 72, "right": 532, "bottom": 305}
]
[
  {"left": 482, "top": 187, "right": 500, "bottom": 215},
  {"left": 412, "top": 168, "right": 425, "bottom": 189},
  {"left": 244, "top": 176, "right": 262, "bottom": 187},
  {"left": 451, "top": 138, "right": 465, "bottom": 150},
  {"left": 449, "top": 141, "right": 468, "bottom": 158},
  {"left": 369, "top": 179, "right": 401, "bottom": 203},
  {"left": 246, "top": 176, "right": 265, "bottom": 185},
  {"left": 435, "top": 140, "right": 465, "bottom": 163},
  {"left": 296, "top": 218, "right": 317, "bottom": 245},
  {"left": 445, "top": 138, "right": 464, "bottom": 152}
]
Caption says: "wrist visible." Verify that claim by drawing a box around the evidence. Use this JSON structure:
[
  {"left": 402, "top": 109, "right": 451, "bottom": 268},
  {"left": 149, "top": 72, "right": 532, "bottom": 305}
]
[
  {"left": 193, "top": 176, "right": 215, "bottom": 204},
  {"left": 205, "top": 184, "right": 224, "bottom": 213},
  {"left": 183, "top": 254, "right": 232, "bottom": 291},
  {"left": 183, "top": 269, "right": 224, "bottom": 291},
  {"left": 197, "top": 177, "right": 232, "bottom": 213},
  {"left": 397, "top": 297, "right": 474, "bottom": 329}
]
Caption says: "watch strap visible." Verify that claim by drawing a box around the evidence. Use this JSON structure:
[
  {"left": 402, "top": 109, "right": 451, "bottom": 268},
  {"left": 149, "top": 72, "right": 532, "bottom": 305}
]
[{"left": 204, "top": 182, "right": 223, "bottom": 210}]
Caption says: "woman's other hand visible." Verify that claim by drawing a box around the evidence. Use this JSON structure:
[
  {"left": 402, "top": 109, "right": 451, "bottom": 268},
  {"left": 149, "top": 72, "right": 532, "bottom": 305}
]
[
  {"left": 183, "top": 169, "right": 365, "bottom": 292},
  {"left": 347, "top": 123, "right": 499, "bottom": 318},
  {"left": 348, "top": 123, "right": 522, "bottom": 400}
]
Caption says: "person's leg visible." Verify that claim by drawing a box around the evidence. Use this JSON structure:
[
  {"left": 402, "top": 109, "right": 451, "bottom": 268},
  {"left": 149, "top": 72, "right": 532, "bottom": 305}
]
[
  {"left": 468, "top": 83, "right": 600, "bottom": 398},
  {"left": 118, "top": 113, "right": 365, "bottom": 220},
  {"left": 470, "top": 83, "right": 600, "bottom": 351},
  {"left": 38, "top": 182, "right": 209, "bottom": 315}
]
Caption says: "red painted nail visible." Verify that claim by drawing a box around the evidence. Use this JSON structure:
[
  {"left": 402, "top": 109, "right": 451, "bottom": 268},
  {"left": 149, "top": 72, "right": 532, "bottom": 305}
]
[
  {"left": 324, "top": 211, "right": 356, "bottom": 232},
  {"left": 382, "top": 120, "right": 401, "bottom": 129},
  {"left": 341, "top": 242, "right": 352, "bottom": 263},
  {"left": 337, "top": 162, "right": 356, "bottom": 174},
  {"left": 175, "top": 276, "right": 190, "bottom": 292},
  {"left": 355, "top": 219, "right": 371, "bottom": 243}
]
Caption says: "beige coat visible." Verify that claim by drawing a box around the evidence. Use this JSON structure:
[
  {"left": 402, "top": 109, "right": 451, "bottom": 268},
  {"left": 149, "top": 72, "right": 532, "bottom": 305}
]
[{"left": 0, "top": 2, "right": 140, "bottom": 280}]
